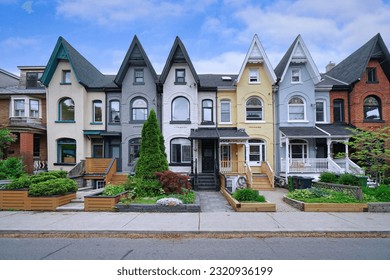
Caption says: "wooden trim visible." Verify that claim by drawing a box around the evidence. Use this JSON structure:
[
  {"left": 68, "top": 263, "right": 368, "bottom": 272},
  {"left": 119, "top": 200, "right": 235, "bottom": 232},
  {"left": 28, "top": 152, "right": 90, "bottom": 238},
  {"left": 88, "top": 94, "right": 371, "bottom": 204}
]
[
  {"left": 220, "top": 187, "right": 276, "bottom": 212},
  {"left": 84, "top": 191, "right": 127, "bottom": 212}
]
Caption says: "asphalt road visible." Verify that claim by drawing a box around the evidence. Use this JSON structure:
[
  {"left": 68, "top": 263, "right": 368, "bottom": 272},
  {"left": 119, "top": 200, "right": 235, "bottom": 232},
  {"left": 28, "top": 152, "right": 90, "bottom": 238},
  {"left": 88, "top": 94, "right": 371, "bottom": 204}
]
[{"left": 0, "top": 237, "right": 389, "bottom": 260}]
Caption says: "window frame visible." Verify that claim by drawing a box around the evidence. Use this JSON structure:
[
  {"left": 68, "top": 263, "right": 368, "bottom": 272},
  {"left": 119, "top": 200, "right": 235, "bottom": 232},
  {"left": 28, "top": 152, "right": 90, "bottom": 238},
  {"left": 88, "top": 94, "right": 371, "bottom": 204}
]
[
  {"left": 248, "top": 68, "right": 260, "bottom": 83},
  {"left": 288, "top": 96, "right": 306, "bottom": 122},
  {"left": 248, "top": 139, "right": 266, "bottom": 165},
  {"left": 128, "top": 138, "right": 141, "bottom": 166},
  {"left": 201, "top": 99, "right": 214, "bottom": 124},
  {"left": 289, "top": 139, "right": 308, "bottom": 159},
  {"left": 170, "top": 138, "right": 191, "bottom": 165},
  {"left": 366, "top": 67, "right": 378, "bottom": 83},
  {"left": 291, "top": 68, "right": 301, "bottom": 83},
  {"left": 130, "top": 97, "right": 148, "bottom": 123},
  {"left": 315, "top": 100, "right": 326, "bottom": 123},
  {"left": 109, "top": 100, "right": 121, "bottom": 124},
  {"left": 175, "top": 69, "right": 186, "bottom": 84},
  {"left": 14, "top": 99, "right": 25, "bottom": 117},
  {"left": 220, "top": 99, "right": 231, "bottom": 123},
  {"left": 333, "top": 99, "right": 345, "bottom": 123},
  {"left": 171, "top": 96, "right": 190, "bottom": 124},
  {"left": 363, "top": 95, "right": 382, "bottom": 121},
  {"left": 56, "top": 138, "right": 76, "bottom": 165},
  {"left": 245, "top": 97, "right": 263, "bottom": 121},
  {"left": 58, "top": 97, "right": 75, "bottom": 122},
  {"left": 92, "top": 100, "right": 103, "bottom": 124},
  {"left": 61, "top": 70, "right": 71, "bottom": 84},
  {"left": 134, "top": 68, "right": 145, "bottom": 84},
  {"left": 26, "top": 72, "right": 43, "bottom": 88},
  {"left": 29, "top": 99, "right": 40, "bottom": 118}
]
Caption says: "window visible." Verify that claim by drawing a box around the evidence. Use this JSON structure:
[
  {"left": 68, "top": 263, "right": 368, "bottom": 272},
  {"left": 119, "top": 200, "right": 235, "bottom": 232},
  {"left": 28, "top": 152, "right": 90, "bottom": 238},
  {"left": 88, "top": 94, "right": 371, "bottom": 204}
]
[
  {"left": 202, "top": 99, "right": 213, "bottom": 123},
  {"left": 134, "top": 69, "right": 144, "bottom": 84},
  {"left": 33, "top": 135, "right": 40, "bottom": 158},
  {"left": 14, "top": 99, "right": 25, "bottom": 117},
  {"left": 316, "top": 101, "right": 326, "bottom": 123},
  {"left": 109, "top": 100, "right": 120, "bottom": 123},
  {"left": 291, "top": 68, "right": 301, "bottom": 83},
  {"left": 62, "top": 70, "right": 71, "bottom": 84},
  {"left": 129, "top": 138, "right": 141, "bottom": 165},
  {"left": 220, "top": 99, "right": 231, "bottom": 123},
  {"left": 364, "top": 95, "right": 381, "bottom": 120},
  {"left": 175, "top": 69, "right": 186, "bottom": 84},
  {"left": 333, "top": 99, "right": 344, "bottom": 123},
  {"left": 249, "top": 139, "right": 266, "bottom": 163},
  {"left": 367, "top": 68, "right": 377, "bottom": 83},
  {"left": 246, "top": 97, "right": 263, "bottom": 121},
  {"left": 288, "top": 97, "right": 305, "bottom": 121},
  {"left": 249, "top": 68, "right": 259, "bottom": 83},
  {"left": 289, "top": 139, "right": 308, "bottom": 159},
  {"left": 59, "top": 98, "right": 75, "bottom": 121},
  {"left": 57, "top": 138, "right": 76, "bottom": 164},
  {"left": 131, "top": 98, "right": 148, "bottom": 122},
  {"left": 26, "top": 72, "right": 43, "bottom": 88},
  {"left": 29, "top": 99, "right": 39, "bottom": 118},
  {"left": 171, "top": 97, "right": 190, "bottom": 122},
  {"left": 92, "top": 100, "right": 102, "bottom": 123},
  {"left": 171, "top": 138, "right": 191, "bottom": 163}
]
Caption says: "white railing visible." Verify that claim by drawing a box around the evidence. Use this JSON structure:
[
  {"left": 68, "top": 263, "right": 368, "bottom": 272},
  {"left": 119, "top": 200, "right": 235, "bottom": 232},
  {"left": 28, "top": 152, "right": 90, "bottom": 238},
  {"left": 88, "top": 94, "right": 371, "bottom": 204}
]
[
  {"left": 281, "top": 158, "right": 330, "bottom": 173},
  {"left": 328, "top": 158, "right": 344, "bottom": 173},
  {"left": 346, "top": 158, "right": 365, "bottom": 175},
  {"left": 33, "top": 160, "right": 47, "bottom": 171}
]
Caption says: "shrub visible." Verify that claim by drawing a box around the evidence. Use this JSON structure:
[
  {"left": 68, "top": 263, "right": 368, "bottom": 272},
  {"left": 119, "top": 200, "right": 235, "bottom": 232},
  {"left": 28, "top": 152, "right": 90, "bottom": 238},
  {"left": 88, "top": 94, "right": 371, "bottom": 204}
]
[
  {"left": 30, "top": 174, "right": 57, "bottom": 184},
  {"left": 232, "top": 188, "right": 266, "bottom": 202},
  {"left": 319, "top": 172, "right": 338, "bottom": 183},
  {"left": 362, "top": 185, "right": 390, "bottom": 202},
  {"left": 287, "top": 188, "right": 359, "bottom": 203},
  {"left": 124, "top": 176, "right": 163, "bottom": 198},
  {"left": 0, "top": 157, "right": 25, "bottom": 180},
  {"left": 102, "top": 184, "right": 126, "bottom": 196},
  {"left": 338, "top": 173, "right": 360, "bottom": 186},
  {"left": 28, "top": 178, "right": 77, "bottom": 196},
  {"left": 155, "top": 170, "right": 191, "bottom": 194},
  {"left": 3, "top": 175, "right": 31, "bottom": 190}
]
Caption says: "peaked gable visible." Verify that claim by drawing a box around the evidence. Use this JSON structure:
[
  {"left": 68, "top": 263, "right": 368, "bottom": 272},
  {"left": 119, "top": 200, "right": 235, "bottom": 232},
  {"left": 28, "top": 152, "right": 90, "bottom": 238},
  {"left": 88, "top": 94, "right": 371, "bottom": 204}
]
[
  {"left": 275, "top": 35, "right": 321, "bottom": 84},
  {"left": 159, "top": 36, "right": 199, "bottom": 85},
  {"left": 41, "top": 36, "right": 115, "bottom": 89},
  {"left": 115, "top": 35, "right": 158, "bottom": 86},
  {"left": 325, "top": 33, "right": 390, "bottom": 85},
  {"left": 236, "top": 34, "right": 276, "bottom": 84}
]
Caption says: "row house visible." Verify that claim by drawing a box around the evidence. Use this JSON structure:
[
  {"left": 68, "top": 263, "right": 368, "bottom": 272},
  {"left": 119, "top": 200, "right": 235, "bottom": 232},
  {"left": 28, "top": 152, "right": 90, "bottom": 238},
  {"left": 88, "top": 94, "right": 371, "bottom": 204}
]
[{"left": 0, "top": 66, "right": 47, "bottom": 173}]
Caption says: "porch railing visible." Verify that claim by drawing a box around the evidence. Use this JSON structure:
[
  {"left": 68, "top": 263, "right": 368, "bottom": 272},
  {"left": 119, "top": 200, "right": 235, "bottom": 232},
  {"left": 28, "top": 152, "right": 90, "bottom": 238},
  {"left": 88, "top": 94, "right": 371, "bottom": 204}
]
[
  {"left": 104, "top": 158, "right": 117, "bottom": 184},
  {"left": 346, "top": 158, "right": 365, "bottom": 175},
  {"left": 261, "top": 161, "right": 274, "bottom": 188},
  {"left": 220, "top": 160, "right": 247, "bottom": 174},
  {"left": 281, "top": 158, "right": 330, "bottom": 173}
]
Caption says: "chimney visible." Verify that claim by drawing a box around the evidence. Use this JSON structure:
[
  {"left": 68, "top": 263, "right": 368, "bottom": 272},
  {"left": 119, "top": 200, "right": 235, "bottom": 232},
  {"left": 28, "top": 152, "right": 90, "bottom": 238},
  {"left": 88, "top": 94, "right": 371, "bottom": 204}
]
[{"left": 326, "top": 61, "right": 336, "bottom": 72}]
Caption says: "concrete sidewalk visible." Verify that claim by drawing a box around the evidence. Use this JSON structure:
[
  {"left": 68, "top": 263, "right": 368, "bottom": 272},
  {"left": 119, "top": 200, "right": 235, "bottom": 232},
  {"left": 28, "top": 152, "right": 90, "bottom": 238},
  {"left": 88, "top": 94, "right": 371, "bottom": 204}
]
[{"left": 0, "top": 210, "right": 389, "bottom": 236}]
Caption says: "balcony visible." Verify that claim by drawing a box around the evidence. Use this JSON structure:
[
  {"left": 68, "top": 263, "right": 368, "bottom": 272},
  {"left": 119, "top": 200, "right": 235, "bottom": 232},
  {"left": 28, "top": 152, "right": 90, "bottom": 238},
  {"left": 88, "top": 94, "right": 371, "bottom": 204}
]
[{"left": 9, "top": 117, "right": 44, "bottom": 129}]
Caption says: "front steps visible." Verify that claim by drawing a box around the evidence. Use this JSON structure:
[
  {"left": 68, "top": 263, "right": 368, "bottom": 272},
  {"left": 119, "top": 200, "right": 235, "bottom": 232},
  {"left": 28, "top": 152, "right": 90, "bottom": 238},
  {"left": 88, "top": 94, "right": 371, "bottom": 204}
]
[
  {"left": 251, "top": 173, "right": 274, "bottom": 191},
  {"left": 56, "top": 188, "right": 103, "bottom": 212},
  {"left": 108, "top": 173, "right": 128, "bottom": 185},
  {"left": 195, "top": 173, "right": 218, "bottom": 191}
]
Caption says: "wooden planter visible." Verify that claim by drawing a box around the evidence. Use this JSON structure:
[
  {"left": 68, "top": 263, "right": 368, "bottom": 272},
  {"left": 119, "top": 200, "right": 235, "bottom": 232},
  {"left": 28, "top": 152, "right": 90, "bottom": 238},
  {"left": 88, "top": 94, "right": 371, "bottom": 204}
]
[
  {"left": 283, "top": 196, "right": 367, "bottom": 212},
  {"left": 221, "top": 188, "right": 276, "bottom": 212},
  {"left": 84, "top": 191, "right": 128, "bottom": 212},
  {"left": 0, "top": 189, "right": 76, "bottom": 211}
]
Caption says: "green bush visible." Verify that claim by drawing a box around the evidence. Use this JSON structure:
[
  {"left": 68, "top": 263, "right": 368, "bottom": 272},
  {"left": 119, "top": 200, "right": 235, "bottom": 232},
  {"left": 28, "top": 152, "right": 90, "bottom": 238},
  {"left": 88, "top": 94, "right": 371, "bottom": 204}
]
[
  {"left": 0, "top": 157, "right": 25, "bottom": 180},
  {"left": 287, "top": 188, "right": 359, "bottom": 203},
  {"left": 338, "top": 173, "right": 360, "bottom": 186},
  {"left": 319, "top": 172, "right": 338, "bottom": 183},
  {"left": 232, "top": 188, "right": 266, "bottom": 202},
  {"left": 28, "top": 178, "right": 77, "bottom": 197},
  {"left": 124, "top": 176, "right": 163, "bottom": 198},
  {"left": 3, "top": 175, "right": 31, "bottom": 190},
  {"left": 30, "top": 174, "right": 57, "bottom": 184},
  {"left": 362, "top": 185, "right": 390, "bottom": 202},
  {"left": 102, "top": 184, "right": 126, "bottom": 196}
]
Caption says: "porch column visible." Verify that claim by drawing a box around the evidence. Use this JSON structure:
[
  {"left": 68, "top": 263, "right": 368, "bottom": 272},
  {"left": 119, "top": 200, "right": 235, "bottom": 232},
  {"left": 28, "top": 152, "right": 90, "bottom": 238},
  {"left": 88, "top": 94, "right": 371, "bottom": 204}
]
[
  {"left": 345, "top": 138, "right": 349, "bottom": 171},
  {"left": 285, "top": 137, "right": 289, "bottom": 175},
  {"left": 19, "top": 132, "right": 34, "bottom": 174},
  {"left": 190, "top": 139, "right": 194, "bottom": 175},
  {"left": 327, "top": 138, "right": 332, "bottom": 159}
]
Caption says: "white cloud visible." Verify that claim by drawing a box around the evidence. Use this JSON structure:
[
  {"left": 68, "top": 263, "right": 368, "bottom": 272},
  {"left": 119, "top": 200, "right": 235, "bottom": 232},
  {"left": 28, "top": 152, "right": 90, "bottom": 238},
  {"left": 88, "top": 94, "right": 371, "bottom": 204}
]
[
  {"left": 193, "top": 51, "right": 245, "bottom": 74},
  {"left": 1, "top": 37, "right": 39, "bottom": 48},
  {"left": 21, "top": 1, "right": 33, "bottom": 13}
]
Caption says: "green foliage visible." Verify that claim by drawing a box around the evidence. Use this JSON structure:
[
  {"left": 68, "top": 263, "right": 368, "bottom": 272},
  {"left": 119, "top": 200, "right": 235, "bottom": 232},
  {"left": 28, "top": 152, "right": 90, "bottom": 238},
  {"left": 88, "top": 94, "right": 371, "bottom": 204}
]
[
  {"left": 319, "top": 172, "right": 338, "bottom": 183},
  {"left": 362, "top": 185, "right": 390, "bottom": 202},
  {"left": 124, "top": 176, "right": 163, "bottom": 198},
  {"left": 232, "top": 188, "right": 266, "bottom": 202},
  {"left": 169, "top": 189, "right": 196, "bottom": 204},
  {"left": 120, "top": 189, "right": 196, "bottom": 205},
  {"left": 28, "top": 178, "right": 77, "bottom": 197},
  {"left": 338, "top": 173, "right": 360, "bottom": 186},
  {"left": 102, "top": 184, "right": 126, "bottom": 196},
  {"left": 0, "top": 128, "right": 17, "bottom": 158},
  {"left": 155, "top": 170, "right": 191, "bottom": 194},
  {"left": 287, "top": 187, "right": 360, "bottom": 203},
  {"left": 0, "top": 157, "right": 26, "bottom": 180},
  {"left": 3, "top": 175, "right": 31, "bottom": 190},
  {"left": 135, "top": 109, "right": 169, "bottom": 179}
]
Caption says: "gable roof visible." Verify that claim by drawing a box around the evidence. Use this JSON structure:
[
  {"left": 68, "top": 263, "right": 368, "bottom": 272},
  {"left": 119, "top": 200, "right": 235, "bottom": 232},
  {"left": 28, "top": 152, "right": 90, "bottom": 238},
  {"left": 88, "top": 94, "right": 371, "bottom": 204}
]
[
  {"left": 236, "top": 34, "right": 276, "bottom": 84},
  {"left": 41, "top": 36, "right": 116, "bottom": 89},
  {"left": 114, "top": 35, "right": 158, "bottom": 86},
  {"left": 159, "top": 36, "right": 200, "bottom": 85},
  {"left": 325, "top": 33, "right": 390, "bottom": 85},
  {"left": 274, "top": 35, "right": 321, "bottom": 84}
]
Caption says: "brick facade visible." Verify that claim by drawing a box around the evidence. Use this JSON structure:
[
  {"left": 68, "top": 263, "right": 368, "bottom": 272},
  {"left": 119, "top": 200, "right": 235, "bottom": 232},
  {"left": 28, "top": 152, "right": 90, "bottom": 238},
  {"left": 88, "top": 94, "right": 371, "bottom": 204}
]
[
  {"left": 19, "top": 132, "right": 34, "bottom": 173},
  {"left": 329, "top": 90, "right": 349, "bottom": 123}
]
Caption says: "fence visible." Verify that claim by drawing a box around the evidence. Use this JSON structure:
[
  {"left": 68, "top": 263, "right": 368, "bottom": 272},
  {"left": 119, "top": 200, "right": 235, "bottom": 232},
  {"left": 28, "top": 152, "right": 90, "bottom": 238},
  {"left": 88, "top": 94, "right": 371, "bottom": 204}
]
[{"left": 312, "top": 181, "right": 363, "bottom": 201}]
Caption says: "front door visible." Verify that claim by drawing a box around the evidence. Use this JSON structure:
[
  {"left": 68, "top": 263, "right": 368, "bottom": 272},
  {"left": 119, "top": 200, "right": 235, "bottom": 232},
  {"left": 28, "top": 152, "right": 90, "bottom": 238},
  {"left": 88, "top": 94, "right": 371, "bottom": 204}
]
[
  {"left": 110, "top": 145, "right": 121, "bottom": 171},
  {"left": 202, "top": 140, "right": 215, "bottom": 173}
]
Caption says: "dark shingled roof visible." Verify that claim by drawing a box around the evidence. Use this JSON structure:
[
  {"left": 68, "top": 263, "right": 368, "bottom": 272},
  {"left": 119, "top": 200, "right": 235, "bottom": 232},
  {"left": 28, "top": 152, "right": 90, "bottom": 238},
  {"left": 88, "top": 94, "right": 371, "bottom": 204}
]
[
  {"left": 280, "top": 126, "right": 327, "bottom": 138},
  {"left": 198, "top": 74, "right": 237, "bottom": 89},
  {"left": 316, "top": 124, "right": 355, "bottom": 137},
  {"left": 326, "top": 33, "right": 390, "bottom": 85},
  {"left": 274, "top": 36, "right": 299, "bottom": 79},
  {"left": 41, "top": 37, "right": 117, "bottom": 89},
  {"left": 189, "top": 128, "right": 248, "bottom": 139}
]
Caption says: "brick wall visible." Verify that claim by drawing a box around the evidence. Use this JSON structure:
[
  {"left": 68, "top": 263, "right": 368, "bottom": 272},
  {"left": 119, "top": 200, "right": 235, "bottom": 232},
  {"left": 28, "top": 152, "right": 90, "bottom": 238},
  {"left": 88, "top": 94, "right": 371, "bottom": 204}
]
[{"left": 329, "top": 90, "right": 349, "bottom": 123}]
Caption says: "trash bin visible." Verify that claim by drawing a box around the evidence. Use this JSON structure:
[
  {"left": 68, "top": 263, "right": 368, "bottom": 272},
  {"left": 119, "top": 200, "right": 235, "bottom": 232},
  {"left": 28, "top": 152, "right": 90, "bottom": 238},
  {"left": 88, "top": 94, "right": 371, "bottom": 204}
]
[{"left": 298, "top": 177, "right": 314, "bottom": 189}]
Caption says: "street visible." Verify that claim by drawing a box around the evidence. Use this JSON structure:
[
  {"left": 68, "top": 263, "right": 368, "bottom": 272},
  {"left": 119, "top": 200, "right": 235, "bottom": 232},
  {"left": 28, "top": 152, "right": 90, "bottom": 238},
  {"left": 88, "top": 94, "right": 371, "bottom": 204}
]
[{"left": 0, "top": 237, "right": 389, "bottom": 260}]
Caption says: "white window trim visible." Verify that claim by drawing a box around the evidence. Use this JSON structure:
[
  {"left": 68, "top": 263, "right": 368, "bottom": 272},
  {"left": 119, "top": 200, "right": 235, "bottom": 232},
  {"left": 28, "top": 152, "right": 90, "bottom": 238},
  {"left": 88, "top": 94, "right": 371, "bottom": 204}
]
[
  {"left": 288, "top": 97, "right": 307, "bottom": 122},
  {"left": 220, "top": 100, "right": 232, "bottom": 124},
  {"left": 248, "top": 68, "right": 260, "bottom": 84},
  {"left": 10, "top": 96, "right": 41, "bottom": 118},
  {"left": 291, "top": 68, "right": 301, "bottom": 84},
  {"left": 315, "top": 100, "right": 327, "bottom": 123},
  {"left": 248, "top": 140, "right": 266, "bottom": 166}
]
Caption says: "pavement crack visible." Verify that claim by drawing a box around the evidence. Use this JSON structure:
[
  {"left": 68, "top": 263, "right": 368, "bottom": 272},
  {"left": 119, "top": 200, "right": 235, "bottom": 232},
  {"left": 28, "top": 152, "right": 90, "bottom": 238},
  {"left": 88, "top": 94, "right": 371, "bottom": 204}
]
[
  {"left": 266, "top": 213, "right": 285, "bottom": 229},
  {"left": 40, "top": 243, "right": 72, "bottom": 260},
  {"left": 121, "top": 213, "right": 141, "bottom": 228},
  {"left": 121, "top": 249, "right": 134, "bottom": 260}
]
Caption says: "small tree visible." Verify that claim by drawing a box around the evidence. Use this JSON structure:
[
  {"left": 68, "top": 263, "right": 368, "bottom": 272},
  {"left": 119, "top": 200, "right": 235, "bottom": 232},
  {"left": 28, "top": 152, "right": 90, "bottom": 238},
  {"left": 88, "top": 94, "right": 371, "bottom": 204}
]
[
  {"left": 347, "top": 126, "right": 390, "bottom": 184},
  {"left": 135, "top": 109, "right": 169, "bottom": 179},
  {"left": 0, "top": 128, "right": 17, "bottom": 158}
]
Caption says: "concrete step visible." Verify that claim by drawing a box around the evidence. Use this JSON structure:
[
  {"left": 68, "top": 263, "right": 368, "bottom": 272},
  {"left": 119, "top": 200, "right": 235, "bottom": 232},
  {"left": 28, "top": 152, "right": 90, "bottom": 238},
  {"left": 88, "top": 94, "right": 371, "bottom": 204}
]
[{"left": 56, "top": 202, "right": 84, "bottom": 212}]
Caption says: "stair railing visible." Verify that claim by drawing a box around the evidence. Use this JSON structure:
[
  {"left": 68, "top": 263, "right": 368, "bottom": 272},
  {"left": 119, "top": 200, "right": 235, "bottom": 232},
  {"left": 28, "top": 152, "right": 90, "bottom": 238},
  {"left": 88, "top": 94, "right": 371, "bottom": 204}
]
[
  {"left": 261, "top": 161, "right": 275, "bottom": 188},
  {"left": 104, "top": 158, "right": 117, "bottom": 185}
]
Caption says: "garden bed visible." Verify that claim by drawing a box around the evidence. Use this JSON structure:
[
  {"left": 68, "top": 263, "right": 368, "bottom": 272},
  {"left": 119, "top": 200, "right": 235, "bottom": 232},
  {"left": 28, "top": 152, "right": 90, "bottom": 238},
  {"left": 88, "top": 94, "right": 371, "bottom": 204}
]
[
  {"left": 84, "top": 190, "right": 128, "bottom": 212},
  {"left": 283, "top": 196, "right": 367, "bottom": 212},
  {"left": 221, "top": 188, "right": 276, "bottom": 212}
]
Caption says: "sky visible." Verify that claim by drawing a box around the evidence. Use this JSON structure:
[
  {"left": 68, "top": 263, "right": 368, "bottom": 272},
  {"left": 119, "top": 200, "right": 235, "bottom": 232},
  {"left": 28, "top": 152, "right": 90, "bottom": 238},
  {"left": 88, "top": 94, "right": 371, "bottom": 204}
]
[{"left": 1, "top": 0, "right": 390, "bottom": 76}]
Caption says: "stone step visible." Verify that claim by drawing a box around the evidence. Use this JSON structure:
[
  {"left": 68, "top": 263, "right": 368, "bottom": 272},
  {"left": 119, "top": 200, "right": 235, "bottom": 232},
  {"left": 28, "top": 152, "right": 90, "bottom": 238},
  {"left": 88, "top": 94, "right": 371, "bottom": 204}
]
[{"left": 56, "top": 202, "right": 84, "bottom": 212}]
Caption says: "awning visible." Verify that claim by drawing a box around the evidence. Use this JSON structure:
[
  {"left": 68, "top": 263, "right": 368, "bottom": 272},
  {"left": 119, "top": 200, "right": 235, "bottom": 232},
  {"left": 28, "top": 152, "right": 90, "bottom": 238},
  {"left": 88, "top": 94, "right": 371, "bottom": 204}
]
[
  {"left": 189, "top": 128, "right": 249, "bottom": 140},
  {"left": 189, "top": 128, "right": 219, "bottom": 139},
  {"left": 280, "top": 127, "right": 327, "bottom": 138},
  {"left": 83, "top": 130, "right": 103, "bottom": 135}
]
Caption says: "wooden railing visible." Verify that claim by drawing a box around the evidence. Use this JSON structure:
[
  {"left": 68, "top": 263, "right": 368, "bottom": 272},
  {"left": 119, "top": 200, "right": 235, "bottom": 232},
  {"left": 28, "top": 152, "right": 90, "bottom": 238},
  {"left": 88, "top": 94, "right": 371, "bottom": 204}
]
[
  {"left": 220, "top": 160, "right": 247, "bottom": 174},
  {"left": 261, "top": 161, "right": 274, "bottom": 188},
  {"left": 104, "top": 158, "right": 117, "bottom": 184},
  {"left": 85, "top": 158, "right": 113, "bottom": 174},
  {"left": 245, "top": 163, "right": 252, "bottom": 188}
]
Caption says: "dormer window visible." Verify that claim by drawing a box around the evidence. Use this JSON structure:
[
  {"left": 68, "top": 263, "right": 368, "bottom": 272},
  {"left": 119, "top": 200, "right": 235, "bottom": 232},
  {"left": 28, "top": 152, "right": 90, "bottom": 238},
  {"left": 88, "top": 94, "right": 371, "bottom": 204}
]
[
  {"left": 175, "top": 69, "right": 186, "bottom": 84},
  {"left": 62, "top": 70, "right": 71, "bottom": 84},
  {"left": 26, "top": 72, "right": 43, "bottom": 88},
  {"left": 291, "top": 68, "right": 301, "bottom": 83},
  {"left": 249, "top": 68, "right": 259, "bottom": 83}
]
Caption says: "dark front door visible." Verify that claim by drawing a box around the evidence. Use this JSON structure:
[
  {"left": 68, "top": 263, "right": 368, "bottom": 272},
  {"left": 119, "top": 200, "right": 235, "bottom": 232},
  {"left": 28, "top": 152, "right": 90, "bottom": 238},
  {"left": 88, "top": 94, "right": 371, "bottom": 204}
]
[{"left": 202, "top": 140, "right": 215, "bottom": 173}]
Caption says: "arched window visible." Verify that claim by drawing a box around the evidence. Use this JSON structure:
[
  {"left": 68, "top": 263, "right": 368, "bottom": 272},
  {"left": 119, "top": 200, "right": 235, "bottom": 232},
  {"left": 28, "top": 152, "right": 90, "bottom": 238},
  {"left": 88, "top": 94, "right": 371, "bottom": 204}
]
[
  {"left": 57, "top": 138, "right": 76, "bottom": 164},
  {"left": 131, "top": 97, "right": 148, "bottom": 122},
  {"left": 364, "top": 95, "right": 381, "bottom": 120},
  {"left": 248, "top": 139, "right": 266, "bottom": 164},
  {"left": 109, "top": 100, "right": 120, "bottom": 123},
  {"left": 288, "top": 97, "right": 305, "bottom": 121},
  {"left": 170, "top": 138, "right": 191, "bottom": 163},
  {"left": 202, "top": 99, "right": 213, "bottom": 123},
  {"left": 246, "top": 97, "right": 263, "bottom": 121},
  {"left": 171, "top": 97, "right": 190, "bottom": 122},
  {"left": 59, "top": 97, "right": 75, "bottom": 121}
]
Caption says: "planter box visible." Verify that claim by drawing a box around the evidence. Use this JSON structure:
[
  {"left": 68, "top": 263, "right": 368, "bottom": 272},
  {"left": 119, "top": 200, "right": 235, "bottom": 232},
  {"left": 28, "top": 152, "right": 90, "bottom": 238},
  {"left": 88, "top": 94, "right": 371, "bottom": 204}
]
[
  {"left": 84, "top": 191, "right": 128, "bottom": 212},
  {"left": 283, "top": 196, "right": 367, "bottom": 212},
  {"left": 221, "top": 188, "right": 276, "bottom": 212},
  {"left": 115, "top": 196, "right": 200, "bottom": 212},
  {"left": 0, "top": 189, "right": 76, "bottom": 211}
]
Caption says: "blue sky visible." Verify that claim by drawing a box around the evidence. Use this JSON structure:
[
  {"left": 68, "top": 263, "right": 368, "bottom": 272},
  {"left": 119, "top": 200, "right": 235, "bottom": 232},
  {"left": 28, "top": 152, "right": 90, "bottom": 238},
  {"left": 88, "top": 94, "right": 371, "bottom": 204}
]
[{"left": 1, "top": 0, "right": 390, "bottom": 76}]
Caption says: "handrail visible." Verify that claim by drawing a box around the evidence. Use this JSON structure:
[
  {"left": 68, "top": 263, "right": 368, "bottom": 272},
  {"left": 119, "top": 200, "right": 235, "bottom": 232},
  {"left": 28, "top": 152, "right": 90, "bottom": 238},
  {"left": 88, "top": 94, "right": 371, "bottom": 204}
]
[
  {"left": 68, "top": 160, "right": 85, "bottom": 178},
  {"left": 328, "top": 158, "right": 343, "bottom": 173},
  {"left": 194, "top": 158, "right": 198, "bottom": 190},
  {"left": 261, "top": 161, "right": 275, "bottom": 188},
  {"left": 346, "top": 158, "right": 365, "bottom": 175},
  {"left": 104, "top": 158, "right": 117, "bottom": 184},
  {"left": 245, "top": 162, "right": 252, "bottom": 188}
]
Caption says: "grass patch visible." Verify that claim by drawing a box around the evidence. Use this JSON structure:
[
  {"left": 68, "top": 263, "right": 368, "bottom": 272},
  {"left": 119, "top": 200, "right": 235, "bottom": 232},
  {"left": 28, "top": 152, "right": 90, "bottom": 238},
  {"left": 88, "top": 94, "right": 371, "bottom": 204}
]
[{"left": 119, "top": 190, "right": 196, "bottom": 205}]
